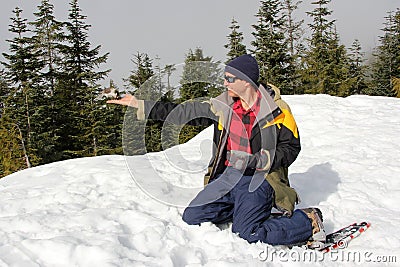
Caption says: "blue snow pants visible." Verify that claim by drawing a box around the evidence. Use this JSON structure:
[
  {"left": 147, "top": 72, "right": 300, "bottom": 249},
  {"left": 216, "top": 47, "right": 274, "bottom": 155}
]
[{"left": 182, "top": 167, "right": 312, "bottom": 245}]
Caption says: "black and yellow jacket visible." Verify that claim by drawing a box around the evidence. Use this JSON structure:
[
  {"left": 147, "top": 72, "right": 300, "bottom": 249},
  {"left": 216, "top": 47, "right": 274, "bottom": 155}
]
[{"left": 137, "top": 83, "right": 301, "bottom": 214}]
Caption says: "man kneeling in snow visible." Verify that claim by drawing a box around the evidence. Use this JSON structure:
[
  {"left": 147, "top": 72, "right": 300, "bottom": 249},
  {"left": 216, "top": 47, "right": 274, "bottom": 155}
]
[{"left": 108, "top": 54, "right": 325, "bottom": 247}]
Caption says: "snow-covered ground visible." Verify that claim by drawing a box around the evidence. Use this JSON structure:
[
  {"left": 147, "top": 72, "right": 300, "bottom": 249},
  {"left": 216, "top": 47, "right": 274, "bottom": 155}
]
[{"left": 0, "top": 94, "right": 399, "bottom": 266}]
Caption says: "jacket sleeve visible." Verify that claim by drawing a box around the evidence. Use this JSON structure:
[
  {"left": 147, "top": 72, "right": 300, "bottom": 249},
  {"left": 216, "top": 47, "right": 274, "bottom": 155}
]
[
  {"left": 270, "top": 108, "right": 301, "bottom": 171},
  {"left": 137, "top": 99, "right": 216, "bottom": 127}
]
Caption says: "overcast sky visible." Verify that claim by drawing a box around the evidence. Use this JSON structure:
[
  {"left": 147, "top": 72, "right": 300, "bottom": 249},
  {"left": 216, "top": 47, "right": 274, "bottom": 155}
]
[{"left": 0, "top": 0, "right": 399, "bottom": 88}]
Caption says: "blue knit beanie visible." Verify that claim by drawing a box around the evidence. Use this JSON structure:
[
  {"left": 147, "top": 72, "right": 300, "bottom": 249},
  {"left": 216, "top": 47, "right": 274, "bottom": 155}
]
[{"left": 225, "top": 54, "right": 260, "bottom": 87}]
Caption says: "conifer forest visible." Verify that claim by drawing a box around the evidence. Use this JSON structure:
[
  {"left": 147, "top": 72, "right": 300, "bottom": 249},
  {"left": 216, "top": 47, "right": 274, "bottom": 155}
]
[{"left": 1, "top": 0, "right": 399, "bottom": 177}]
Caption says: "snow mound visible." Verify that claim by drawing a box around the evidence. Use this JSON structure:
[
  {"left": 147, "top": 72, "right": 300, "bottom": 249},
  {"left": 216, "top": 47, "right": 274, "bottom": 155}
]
[{"left": 0, "top": 94, "right": 399, "bottom": 266}]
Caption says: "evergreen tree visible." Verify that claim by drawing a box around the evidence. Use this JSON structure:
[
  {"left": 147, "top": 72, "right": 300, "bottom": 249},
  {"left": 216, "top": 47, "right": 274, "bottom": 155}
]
[
  {"left": 30, "top": 0, "right": 64, "bottom": 97},
  {"left": 91, "top": 80, "right": 125, "bottom": 156},
  {"left": 56, "top": 0, "right": 110, "bottom": 159},
  {"left": 125, "top": 52, "right": 156, "bottom": 96},
  {"left": 300, "top": 0, "right": 333, "bottom": 94},
  {"left": 300, "top": 0, "right": 350, "bottom": 96},
  {"left": 251, "top": 0, "right": 293, "bottom": 93},
  {"left": 123, "top": 52, "right": 161, "bottom": 154},
  {"left": 158, "top": 63, "right": 181, "bottom": 151},
  {"left": 2, "top": 8, "right": 37, "bottom": 86},
  {"left": 282, "top": 0, "right": 305, "bottom": 94},
  {"left": 1, "top": 7, "right": 41, "bottom": 166},
  {"left": 178, "top": 48, "right": 223, "bottom": 144},
  {"left": 179, "top": 48, "right": 222, "bottom": 101},
  {"left": 224, "top": 18, "right": 247, "bottom": 62},
  {"left": 162, "top": 64, "right": 176, "bottom": 102},
  {"left": 347, "top": 39, "right": 368, "bottom": 95},
  {"left": 370, "top": 9, "right": 400, "bottom": 97},
  {"left": 282, "top": 0, "right": 304, "bottom": 58},
  {"left": 28, "top": 0, "right": 66, "bottom": 164},
  {"left": 326, "top": 27, "right": 351, "bottom": 96}
]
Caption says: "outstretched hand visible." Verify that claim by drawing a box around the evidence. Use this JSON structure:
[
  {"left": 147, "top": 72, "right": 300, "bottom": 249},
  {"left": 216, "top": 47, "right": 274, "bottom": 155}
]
[{"left": 106, "top": 94, "right": 139, "bottom": 108}]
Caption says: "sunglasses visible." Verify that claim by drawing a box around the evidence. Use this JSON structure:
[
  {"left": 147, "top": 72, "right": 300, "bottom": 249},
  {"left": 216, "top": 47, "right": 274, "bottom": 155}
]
[{"left": 224, "top": 75, "right": 239, "bottom": 83}]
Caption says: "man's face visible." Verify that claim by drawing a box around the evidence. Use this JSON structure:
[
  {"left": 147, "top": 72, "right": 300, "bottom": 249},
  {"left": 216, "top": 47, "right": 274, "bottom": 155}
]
[{"left": 224, "top": 72, "right": 248, "bottom": 98}]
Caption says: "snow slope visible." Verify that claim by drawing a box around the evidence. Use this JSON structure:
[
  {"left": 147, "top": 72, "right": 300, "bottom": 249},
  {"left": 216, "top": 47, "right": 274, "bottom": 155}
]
[{"left": 0, "top": 94, "right": 399, "bottom": 266}]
